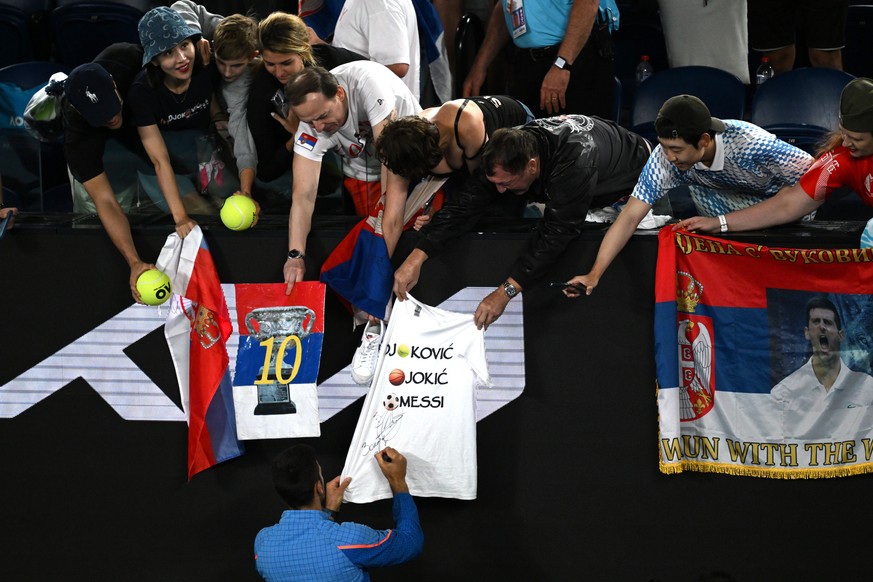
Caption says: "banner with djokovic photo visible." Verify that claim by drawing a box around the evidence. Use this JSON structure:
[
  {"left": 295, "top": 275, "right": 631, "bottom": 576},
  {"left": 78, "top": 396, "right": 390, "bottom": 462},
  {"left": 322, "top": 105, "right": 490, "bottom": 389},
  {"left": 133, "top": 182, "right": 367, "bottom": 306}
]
[
  {"left": 231, "top": 282, "right": 326, "bottom": 440},
  {"left": 655, "top": 227, "right": 873, "bottom": 478}
]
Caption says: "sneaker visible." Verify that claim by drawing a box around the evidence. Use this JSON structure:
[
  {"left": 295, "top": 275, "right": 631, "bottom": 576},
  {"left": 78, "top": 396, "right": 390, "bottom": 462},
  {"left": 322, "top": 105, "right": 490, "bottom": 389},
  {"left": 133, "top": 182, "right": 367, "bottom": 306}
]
[{"left": 351, "top": 321, "right": 384, "bottom": 385}]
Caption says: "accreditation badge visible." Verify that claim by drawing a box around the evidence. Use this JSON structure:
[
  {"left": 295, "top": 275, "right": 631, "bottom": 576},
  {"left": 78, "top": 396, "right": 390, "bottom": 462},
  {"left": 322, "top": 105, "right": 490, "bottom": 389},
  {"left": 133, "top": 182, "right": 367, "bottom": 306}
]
[{"left": 507, "top": 0, "right": 527, "bottom": 39}]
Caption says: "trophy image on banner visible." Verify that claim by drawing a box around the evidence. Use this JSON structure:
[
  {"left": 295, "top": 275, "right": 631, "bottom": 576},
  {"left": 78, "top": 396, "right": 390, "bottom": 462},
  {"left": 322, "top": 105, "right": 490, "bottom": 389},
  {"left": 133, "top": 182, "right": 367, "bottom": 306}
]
[
  {"left": 232, "top": 283, "right": 325, "bottom": 439},
  {"left": 245, "top": 306, "right": 316, "bottom": 415}
]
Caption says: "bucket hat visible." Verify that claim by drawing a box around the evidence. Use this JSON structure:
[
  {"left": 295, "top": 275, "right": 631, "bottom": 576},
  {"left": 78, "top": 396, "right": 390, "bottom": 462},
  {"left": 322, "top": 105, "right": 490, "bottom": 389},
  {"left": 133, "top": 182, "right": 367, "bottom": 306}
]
[{"left": 138, "top": 6, "right": 201, "bottom": 66}]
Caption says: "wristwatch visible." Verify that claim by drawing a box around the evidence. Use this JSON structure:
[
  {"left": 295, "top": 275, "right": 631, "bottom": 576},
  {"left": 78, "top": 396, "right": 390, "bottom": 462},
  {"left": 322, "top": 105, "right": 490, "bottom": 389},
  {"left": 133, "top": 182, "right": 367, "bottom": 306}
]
[
  {"left": 287, "top": 249, "right": 305, "bottom": 260},
  {"left": 553, "top": 56, "right": 573, "bottom": 71},
  {"left": 503, "top": 281, "right": 519, "bottom": 299}
]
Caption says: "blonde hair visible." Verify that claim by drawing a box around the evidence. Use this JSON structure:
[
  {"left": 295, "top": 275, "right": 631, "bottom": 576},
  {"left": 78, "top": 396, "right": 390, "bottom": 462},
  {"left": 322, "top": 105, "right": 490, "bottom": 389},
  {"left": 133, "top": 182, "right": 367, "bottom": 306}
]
[
  {"left": 214, "top": 14, "right": 258, "bottom": 61},
  {"left": 257, "top": 12, "right": 315, "bottom": 66}
]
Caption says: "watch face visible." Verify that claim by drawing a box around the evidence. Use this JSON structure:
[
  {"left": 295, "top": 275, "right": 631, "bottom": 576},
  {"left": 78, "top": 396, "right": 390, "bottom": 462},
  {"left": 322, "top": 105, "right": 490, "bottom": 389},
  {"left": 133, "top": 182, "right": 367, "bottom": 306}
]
[
  {"left": 555, "top": 57, "right": 567, "bottom": 69},
  {"left": 288, "top": 250, "right": 303, "bottom": 259}
]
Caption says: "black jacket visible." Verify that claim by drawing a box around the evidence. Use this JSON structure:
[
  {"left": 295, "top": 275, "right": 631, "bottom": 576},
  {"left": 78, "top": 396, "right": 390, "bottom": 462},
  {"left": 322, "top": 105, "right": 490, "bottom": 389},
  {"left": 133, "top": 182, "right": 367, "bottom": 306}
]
[{"left": 416, "top": 115, "right": 650, "bottom": 289}]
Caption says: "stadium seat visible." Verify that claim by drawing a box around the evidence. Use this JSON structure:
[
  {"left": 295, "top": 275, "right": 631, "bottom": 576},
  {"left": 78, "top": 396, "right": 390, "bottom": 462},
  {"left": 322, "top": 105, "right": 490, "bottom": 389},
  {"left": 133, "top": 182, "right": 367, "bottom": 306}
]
[
  {"left": 612, "top": 19, "right": 669, "bottom": 111},
  {"left": 49, "top": 2, "right": 143, "bottom": 67},
  {"left": 0, "top": 61, "right": 72, "bottom": 212},
  {"left": 0, "top": 4, "right": 35, "bottom": 69},
  {"left": 843, "top": 5, "right": 873, "bottom": 79},
  {"left": 454, "top": 12, "right": 484, "bottom": 99},
  {"left": 54, "top": 0, "right": 155, "bottom": 10},
  {"left": 629, "top": 65, "right": 746, "bottom": 143},
  {"left": 750, "top": 67, "right": 855, "bottom": 154}
]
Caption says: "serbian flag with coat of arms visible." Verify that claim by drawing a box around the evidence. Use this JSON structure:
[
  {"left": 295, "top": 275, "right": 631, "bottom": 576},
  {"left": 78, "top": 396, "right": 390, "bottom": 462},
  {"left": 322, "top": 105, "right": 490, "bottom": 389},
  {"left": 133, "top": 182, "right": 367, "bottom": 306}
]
[
  {"left": 655, "top": 227, "right": 873, "bottom": 479},
  {"left": 158, "top": 226, "right": 244, "bottom": 480}
]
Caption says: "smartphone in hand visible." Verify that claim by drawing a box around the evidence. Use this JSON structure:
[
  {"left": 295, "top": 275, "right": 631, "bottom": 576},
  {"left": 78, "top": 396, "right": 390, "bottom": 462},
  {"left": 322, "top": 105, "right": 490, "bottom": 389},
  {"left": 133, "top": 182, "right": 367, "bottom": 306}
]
[{"left": 550, "top": 281, "right": 580, "bottom": 290}]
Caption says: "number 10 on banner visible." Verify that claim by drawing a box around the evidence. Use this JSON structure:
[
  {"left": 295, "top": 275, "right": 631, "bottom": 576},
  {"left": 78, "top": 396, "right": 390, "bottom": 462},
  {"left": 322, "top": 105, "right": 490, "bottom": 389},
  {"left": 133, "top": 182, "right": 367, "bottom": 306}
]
[{"left": 254, "top": 335, "right": 302, "bottom": 384}]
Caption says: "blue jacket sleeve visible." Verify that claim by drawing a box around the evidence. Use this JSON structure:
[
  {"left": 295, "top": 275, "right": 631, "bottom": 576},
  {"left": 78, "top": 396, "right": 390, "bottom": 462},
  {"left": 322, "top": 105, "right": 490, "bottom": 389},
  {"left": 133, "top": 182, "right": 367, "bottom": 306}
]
[{"left": 339, "top": 493, "right": 424, "bottom": 569}]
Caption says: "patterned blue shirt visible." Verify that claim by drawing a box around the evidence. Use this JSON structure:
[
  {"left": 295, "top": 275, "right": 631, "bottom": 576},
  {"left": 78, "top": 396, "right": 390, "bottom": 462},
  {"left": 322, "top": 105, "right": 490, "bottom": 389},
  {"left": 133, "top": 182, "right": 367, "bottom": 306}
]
[
  {"left": 631, "top": 120, "right": 813, "bottom": 216},
  {"left": 254, "top": 493, "right": 423, "bottom": 581}
]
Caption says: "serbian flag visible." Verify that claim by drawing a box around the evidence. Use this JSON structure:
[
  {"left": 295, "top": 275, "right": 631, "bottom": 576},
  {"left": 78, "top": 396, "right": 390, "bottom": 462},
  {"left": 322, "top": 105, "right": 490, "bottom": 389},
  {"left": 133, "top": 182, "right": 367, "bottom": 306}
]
[
  {"left": 320, "top": 218, "right": 393, "bottom": 321},
  {"left": 158, "top": 226, "right": 244, "bottom": 480},
  {"left": 655, "top": 227, "right": 873, "bottom": 479},
  {"left": 411, "top": 0, "right": 452, "bottom": 102},
  {"left": 321, "top": 177, "right": 446, "bottom": 321}
]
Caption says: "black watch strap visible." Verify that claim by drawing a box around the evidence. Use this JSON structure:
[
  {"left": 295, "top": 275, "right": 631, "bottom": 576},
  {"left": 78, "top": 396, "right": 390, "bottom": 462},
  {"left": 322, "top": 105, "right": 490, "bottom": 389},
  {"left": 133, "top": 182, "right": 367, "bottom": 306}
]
[{"left": 554, "top": 56, "right": 572, "bottom": 71}]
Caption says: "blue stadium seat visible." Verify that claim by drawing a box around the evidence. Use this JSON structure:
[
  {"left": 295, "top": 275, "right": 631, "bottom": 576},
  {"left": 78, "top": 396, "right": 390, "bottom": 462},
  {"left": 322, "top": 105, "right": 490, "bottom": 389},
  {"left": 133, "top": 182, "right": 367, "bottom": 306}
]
[
  {"left": 0, "top": 61, "right": 73, "bottom": 212},
  {"left": 750, "top": 67, "right": 855, "bottom": 154},
  {"left": 630, "top": 65, "right": 746, "bottom": 143},
  {"left": 0, "top": 60, "right": 68, "bottom": 89},
  {"left": 454, "top": 12, "right": 484, "bottom": 99},
  {"left": 0, "top": 4, "right": 35, "bottom": 68},
  {"left": 612, "top": 19, "right": 668, "bottom": 111},
  {"left": 49, "top": 2, "right": 143, "bottom": 67},
  {"left": 54, "top": 0, "right": 155, "bottom": 10},
  {"left": 843, "top": 5, "right": 873, "bottom": 79}
]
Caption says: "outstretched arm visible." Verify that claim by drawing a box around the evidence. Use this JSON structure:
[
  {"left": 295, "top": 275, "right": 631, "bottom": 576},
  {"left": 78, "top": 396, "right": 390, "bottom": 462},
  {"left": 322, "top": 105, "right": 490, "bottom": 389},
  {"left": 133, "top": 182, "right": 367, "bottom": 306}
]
[
  {"left": 372, "top": 115, "right": 409, "bottom": 258},
  {"left": 137, "top": 125, "right": 197, "bottom": 237},
  {"left": 82, "top": 172, "right": 154, "bottom": 302},
  {"left": 675, "top": 184, "right": 823, "bottom": 234},
  {"left": 394, "top": 248, "right": 429, "bottom": 300},
  {"left": 565, "top": 197, "right": 652, "bottom": 297},
  {"left": 285, "top": 155, "right": 322, "bottom": 294}
]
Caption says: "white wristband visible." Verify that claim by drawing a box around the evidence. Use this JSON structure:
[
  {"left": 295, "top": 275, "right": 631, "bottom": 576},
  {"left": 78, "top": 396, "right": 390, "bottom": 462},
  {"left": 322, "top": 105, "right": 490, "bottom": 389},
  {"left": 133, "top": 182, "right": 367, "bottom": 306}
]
[{"left": 718, "top": 214, "right": 728, "bottom": 233}]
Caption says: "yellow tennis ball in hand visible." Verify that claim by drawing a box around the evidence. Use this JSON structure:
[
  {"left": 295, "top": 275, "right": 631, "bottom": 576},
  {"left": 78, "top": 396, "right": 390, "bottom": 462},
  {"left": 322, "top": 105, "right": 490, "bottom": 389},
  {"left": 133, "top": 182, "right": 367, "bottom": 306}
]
[
  {"left": 136, "top": 269, "right": 172, "bottom": 306},
  {"left": 220, "top": 194, "right": 257, "bottom": 231}
]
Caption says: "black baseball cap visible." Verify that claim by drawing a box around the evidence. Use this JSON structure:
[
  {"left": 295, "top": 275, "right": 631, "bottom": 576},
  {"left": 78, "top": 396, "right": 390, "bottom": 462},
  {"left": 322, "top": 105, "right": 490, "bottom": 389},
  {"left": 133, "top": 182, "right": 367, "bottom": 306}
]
[
  {"left": 655, "top": 95, "right": 725, "bottom": 139},
  {"left": 65, "top": 63, "right": 121, "bottom": 128}
]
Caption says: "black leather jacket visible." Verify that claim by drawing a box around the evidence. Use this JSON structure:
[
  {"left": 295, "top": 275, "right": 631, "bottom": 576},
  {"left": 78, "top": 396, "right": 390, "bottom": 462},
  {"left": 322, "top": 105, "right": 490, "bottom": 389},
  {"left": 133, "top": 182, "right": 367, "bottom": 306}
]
[{"left": 416, "top": 115, "right": 650, "bottom": 288}]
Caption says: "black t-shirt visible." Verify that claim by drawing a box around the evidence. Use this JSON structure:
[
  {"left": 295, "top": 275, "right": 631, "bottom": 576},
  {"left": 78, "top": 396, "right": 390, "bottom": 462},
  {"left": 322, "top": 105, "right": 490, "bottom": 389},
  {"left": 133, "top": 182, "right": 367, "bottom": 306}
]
[
  {"left": 63, "top": 43, "right": 144, "bottom": 184},
  {"left": 245, "top": 44, "right": 366, "bottom": 182},
  {"left": 128, "top": 64, "right": 214, "bottom": 131}
]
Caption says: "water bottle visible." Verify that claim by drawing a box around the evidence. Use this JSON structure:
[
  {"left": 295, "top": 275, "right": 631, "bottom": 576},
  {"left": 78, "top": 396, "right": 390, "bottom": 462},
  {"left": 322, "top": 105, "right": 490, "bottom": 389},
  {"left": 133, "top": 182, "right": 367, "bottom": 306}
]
[
  {"left": 635, "top": 55, "right": 654, "bottom": 86},
  {"left": 756, "top": 57, "right": 774, "bottom": 86}
]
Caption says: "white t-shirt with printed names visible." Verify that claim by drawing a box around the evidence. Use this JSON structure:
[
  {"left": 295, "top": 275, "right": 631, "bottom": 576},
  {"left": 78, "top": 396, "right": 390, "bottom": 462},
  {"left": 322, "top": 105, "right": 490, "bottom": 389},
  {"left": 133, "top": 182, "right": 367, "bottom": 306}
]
[{"left": 341, "top": 295, "right": 491, "bottom": 503}]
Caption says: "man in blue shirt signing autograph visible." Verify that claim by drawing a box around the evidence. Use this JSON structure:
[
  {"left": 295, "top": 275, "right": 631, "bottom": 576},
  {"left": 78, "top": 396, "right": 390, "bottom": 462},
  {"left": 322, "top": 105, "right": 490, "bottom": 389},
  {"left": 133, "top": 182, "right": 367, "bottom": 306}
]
[{"left": 255, "top": 445, "right": 423, "bottom": 581}]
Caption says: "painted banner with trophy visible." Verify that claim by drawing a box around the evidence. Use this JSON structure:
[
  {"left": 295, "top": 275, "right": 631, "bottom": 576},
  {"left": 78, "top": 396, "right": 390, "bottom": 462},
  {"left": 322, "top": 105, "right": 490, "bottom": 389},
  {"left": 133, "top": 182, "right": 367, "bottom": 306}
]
[
  {"left": 231, "top": 283, "right": 326, "bottom": 440},
  {"left": 655, "top": 228, "right": 873, "bottom": 478}
]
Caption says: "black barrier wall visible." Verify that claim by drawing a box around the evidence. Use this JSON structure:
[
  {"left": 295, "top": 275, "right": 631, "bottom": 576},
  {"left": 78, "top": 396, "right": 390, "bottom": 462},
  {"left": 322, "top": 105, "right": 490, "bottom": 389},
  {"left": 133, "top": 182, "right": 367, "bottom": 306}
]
[{"left": 1, "top": 218, "right": 871, "bottom": 581}]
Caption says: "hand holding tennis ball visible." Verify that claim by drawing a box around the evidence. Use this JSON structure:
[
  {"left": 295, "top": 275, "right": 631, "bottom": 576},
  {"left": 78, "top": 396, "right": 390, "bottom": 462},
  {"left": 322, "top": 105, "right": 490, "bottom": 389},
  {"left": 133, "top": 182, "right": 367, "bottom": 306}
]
[
  {"left": 136, "top": 269, "right": 172, "bottom": 306},
  {"left": 220, "top": 193, "right": 258, "bottom": 231}
]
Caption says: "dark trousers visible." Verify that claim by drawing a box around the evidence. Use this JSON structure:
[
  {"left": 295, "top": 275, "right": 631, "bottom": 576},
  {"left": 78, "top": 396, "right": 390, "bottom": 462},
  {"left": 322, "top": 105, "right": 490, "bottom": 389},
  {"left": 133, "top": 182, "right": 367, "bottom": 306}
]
[{"left": 508, "top": 30, "right": 615, "bottom": 120}]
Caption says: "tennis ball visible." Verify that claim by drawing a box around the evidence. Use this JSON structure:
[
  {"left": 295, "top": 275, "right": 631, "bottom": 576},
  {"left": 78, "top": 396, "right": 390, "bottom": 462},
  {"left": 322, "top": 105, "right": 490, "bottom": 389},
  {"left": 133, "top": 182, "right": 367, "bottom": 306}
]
[
  {"left": 136, "top": 269, "right": 172, "bottom": 306},
  {"left": 397, "top": 344, "right": 410, "bottom": 358},
  {"left": 220, "top": 194, "right": 257, "bottom": 231}
]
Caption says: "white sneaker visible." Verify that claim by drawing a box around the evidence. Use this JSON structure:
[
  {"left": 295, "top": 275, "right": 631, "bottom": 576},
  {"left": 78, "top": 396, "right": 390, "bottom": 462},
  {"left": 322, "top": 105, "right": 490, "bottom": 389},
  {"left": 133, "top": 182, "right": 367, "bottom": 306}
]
[{"left": 351, "top": 321, "right": 384, "bottom": 385}]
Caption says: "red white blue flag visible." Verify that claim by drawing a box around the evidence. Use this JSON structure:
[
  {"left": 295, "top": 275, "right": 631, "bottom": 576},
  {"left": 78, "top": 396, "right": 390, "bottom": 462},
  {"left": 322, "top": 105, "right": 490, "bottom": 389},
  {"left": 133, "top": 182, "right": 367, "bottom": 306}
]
[
  {"left": 320, "top": 219, "right": 393, "bottom": 320},
  {"left": 655, "top": 227, "right": 873, "bottom": 479},
  {"left": 158, "top": 227, "right": 244, "bottom": 480}
]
